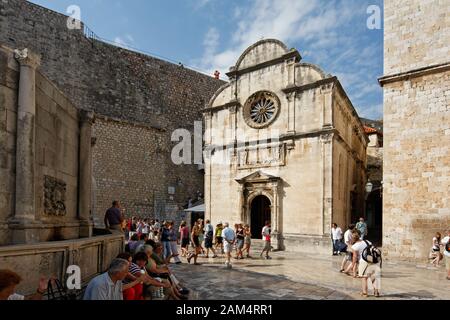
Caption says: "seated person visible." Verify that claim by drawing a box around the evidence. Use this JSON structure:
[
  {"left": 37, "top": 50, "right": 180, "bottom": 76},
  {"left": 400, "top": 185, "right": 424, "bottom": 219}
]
[
  {"left": 0, "top": 270, "right": 49, "bottom": 300},
  {"left": 141, "top": 245, "right": 186, "bottom": 300},
  {"left": 121, "top": 252, "right": 169, "bottom": 300}
]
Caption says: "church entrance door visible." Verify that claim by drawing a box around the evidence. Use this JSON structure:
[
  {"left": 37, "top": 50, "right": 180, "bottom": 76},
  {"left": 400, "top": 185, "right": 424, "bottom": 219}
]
[{"left": 250, "top": 195, "right": 271, "bottom": 239}]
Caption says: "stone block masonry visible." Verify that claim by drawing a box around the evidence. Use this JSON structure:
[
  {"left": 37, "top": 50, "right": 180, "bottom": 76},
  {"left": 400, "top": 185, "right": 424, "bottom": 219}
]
[
  {"left": 381, "top": 0, "right": 450, "bottom": 261},
  {"left": 0, "top": 0, "right": 224, "bottom": 225}
]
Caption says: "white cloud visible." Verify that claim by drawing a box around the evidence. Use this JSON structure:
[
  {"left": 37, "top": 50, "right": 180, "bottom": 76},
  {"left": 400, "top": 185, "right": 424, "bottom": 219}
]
[
  {"left": 194, "top": 0, "right": 362, "bottom": 77},
  {"left": 357, "top": 103, "right": 383, "bottom": 120},
  {"left": 113, "top": 34, "right": 135, "bottom": 49}
]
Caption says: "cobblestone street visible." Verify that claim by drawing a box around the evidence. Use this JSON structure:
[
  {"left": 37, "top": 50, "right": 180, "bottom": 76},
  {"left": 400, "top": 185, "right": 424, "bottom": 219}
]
[{"left": 172, "top": 251, "right": 450, "bottom": 300}]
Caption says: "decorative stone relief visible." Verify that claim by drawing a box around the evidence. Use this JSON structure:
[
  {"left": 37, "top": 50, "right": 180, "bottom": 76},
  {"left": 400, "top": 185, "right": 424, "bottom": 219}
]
[
  {"left": 44, "top": 175, "right": 67, "bottom": 216},
  {"left": 237, "top": 143, "right": 285, "bottom": 169}
]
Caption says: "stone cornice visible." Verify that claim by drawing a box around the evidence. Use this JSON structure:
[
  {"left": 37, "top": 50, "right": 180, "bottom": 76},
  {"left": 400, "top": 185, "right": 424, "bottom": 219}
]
[
  {"left": 203, "top": 100, "right": 241, "bottom": 113},
  {"left": 205, "top": 127, "right": 336, "bottom": 152},
  {"left": 226, "top": 50, "right": 301, "bottom": 79},
  {"left": 282, "top": 76, "right": 337, "bottom": 94},
  {"left": 379, "top": 62, "right": 450, "bottom": 86}
]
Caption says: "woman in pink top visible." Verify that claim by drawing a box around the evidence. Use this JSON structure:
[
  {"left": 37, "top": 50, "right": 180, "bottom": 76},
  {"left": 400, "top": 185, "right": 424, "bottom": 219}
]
[{"left": 179, "top": 221, "right": 190, "bottom": 257}]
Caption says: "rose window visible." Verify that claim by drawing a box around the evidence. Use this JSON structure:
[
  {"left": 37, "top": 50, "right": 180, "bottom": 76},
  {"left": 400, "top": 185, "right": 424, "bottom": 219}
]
[{"left": 243, "top": 91, "right": 280, "bottom": 129}]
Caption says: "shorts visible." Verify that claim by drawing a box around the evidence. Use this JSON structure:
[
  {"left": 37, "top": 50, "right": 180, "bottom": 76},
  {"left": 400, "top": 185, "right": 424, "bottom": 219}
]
[
  {"left": 192, "top": 236, "right": 200, "bottom": 248},
  {"left": 216, "top": 237, "right": 223, "bottom": 244},
  {"left": 358, "top": 259, "right": 381, "bottom": 278},
  {"left": 244, "top": 237, "right": 251, "bottom": 245},
  {"left": 224, "top": 241, "right": 232, "bottom": 253},
  {"left": 263, "top": 241, "right": 271, "bottom": 251},
  {"left": 181, "top": 238, "right": 189, "bottom": 248},
  {"left": 445, "top": 255, "right": 450, "bottom": 271},
  {"left": 205, "top": 237, "right": 213, "bottom": 248},
  {"left": 236, "top": 239, "right": 244, "bottom": 250}
]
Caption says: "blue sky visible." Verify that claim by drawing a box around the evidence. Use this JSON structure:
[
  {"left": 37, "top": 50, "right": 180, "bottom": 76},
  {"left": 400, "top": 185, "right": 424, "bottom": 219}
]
[{"left": 30, "top": 0, "right": 383, "bottom": 120}]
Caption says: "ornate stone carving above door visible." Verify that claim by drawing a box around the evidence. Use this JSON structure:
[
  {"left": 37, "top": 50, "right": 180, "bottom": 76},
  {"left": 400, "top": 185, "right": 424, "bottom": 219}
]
[{"left": 236, "top": 143, "right": 286, "bottom": 170}]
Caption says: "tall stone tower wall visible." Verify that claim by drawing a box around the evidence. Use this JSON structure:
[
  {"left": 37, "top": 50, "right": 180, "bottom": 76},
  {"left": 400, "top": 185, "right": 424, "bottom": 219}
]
[
  {"left": 380, "top": 0, "right": 450, "bottom": 261},
  {"left": 0, "top": 0, "right": 224, "bottom": 225}
]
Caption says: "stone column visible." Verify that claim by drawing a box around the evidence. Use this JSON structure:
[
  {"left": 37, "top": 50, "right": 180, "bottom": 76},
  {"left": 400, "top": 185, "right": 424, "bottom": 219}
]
[
  {"left": 271, "top": 182, "right": 282, "bottom": 250},
  {"left": 237, "top": 184, "right": 245, "bottom": 224},
  {"left": 9, "top": 49, "right": 41, "bottom": 244},
  {"left": 78, "top": 110, "right": 95, "bottom": 238},
  {"left": 320, "top": 133, "right": 334, "bottom": 237}
]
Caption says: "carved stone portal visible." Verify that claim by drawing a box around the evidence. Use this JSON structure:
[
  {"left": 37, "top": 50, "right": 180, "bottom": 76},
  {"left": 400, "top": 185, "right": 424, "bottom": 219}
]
[{"left": 44, "top": 176, "right": 67, "bottom": 216}]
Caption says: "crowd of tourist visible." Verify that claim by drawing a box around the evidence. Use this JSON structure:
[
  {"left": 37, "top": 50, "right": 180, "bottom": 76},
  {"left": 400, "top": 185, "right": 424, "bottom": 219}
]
[
  {"left": 2, "top": 200, "right": 448, "bottom": 300},
  {"left": 331, "top": 218, "right": 450, "bottom": 297}
]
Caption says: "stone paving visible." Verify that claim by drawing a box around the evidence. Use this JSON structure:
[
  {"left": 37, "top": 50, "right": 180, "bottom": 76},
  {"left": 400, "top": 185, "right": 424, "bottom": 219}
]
[{"left": 171, "top": 251, "right": 450, "bottom": 300}]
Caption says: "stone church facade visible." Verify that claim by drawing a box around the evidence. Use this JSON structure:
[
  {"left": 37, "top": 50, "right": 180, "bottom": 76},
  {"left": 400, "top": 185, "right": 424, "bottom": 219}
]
[
  {"left": 379, "top": 0, "right": 450, "bottom": 261},
  {"left": 204, "top": 39, "right": 367, "bottom": 253}
]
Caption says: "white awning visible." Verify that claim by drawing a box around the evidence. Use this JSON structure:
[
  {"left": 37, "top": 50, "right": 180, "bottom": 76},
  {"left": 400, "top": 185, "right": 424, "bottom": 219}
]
[{"left": 184, "top": 204, "right": 205, "bottom": 212}]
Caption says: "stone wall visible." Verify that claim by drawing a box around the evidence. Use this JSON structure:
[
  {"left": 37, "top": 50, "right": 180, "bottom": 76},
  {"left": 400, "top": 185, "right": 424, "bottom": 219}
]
[
  {"left": 381, "top": 0, "right": 450, "bottom": 261},
  {"left": 382, "top": 70, "right": 450, "bottom": 260},
  {"left": 0, "top": 0, "right": 224, "bottom": 224},
  {"left": 0, "top": 44, "right": 93, "bottom": 245},
  {"left": 0, "top": 233, "right": 124, "bottom": 295},
  {"left": 384, "top": 0, "right": 450, "bottom": 74},
  {"left": 0, "top": 45, "right": 18, "bottom": 244}
]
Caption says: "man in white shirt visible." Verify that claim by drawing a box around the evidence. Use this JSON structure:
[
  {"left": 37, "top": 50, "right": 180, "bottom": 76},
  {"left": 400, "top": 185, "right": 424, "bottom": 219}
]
[
  {"left": 331, "top": 223, "right": 343, "bottom": 255},
  {"left": 221, "top": 222, "right": 236, "bottom": 268},
  {"left": 340, "top": 224, "right": 356, "bottom": 273},
  {"left": 84, "top": 258, "right": 143, "bottom": 300},
  {"left": 0, "top": 270, "right": 49, "bottom": 300},
  {"left": 441, "top": 230, "right": 450, "bottom": 280}
]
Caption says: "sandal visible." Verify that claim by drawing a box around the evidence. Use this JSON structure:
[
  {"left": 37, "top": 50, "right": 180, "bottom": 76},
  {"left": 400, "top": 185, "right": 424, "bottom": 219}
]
[
  {"left": 374, "top": 290, "right": 380, "bottom": 297},
  {"left": 360, "top": 292, "right": 368, "bottom": 297}
]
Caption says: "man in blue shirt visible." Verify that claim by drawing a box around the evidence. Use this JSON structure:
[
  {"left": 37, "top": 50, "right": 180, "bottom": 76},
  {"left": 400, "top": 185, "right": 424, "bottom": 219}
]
[
  {"left": 104, "top": 200, "right": 124, "bottom": 232},
  {"left": 356, "top": 217, "right": 368, "bottom": 240}
]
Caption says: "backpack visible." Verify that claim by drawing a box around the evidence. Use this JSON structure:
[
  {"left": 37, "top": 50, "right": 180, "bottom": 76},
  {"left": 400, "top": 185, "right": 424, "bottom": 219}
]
[{"left": 362, "top": 240, "right": 382, "bottom": 267}]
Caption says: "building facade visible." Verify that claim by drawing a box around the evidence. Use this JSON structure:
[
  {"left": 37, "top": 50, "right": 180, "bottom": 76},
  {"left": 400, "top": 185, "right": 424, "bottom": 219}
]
[
  {"left": 204, "top": 39, "right": 367, "bottom": 253},
  {"left": 380, "top": 0, "right": 450, "bottom": 261}
]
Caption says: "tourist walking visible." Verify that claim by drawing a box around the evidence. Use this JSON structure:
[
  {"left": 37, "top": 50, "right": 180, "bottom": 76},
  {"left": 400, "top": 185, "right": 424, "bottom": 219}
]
[
  {"left": 260, "top": 221, "right": 272, "bottom": 259},
  {"left": 168, "top": 221, "right": 182, "bottom": 264},
  {"left": 161, "top": 221, "right": 172, "bottom": 262},
  {"left": 441, "top": 230, "right": 450, "bottom": 280},
  {"left": 243, "top": 224, "right": 252, "bottom": 258},
  {"left": 215, "top": 222, "right": 224, "bottom": 254},
  {"left": 356, "top": 217, "right": 368, "bottom": 240},
  {"left": 222, "top": 222, "right": 236, "bottom": 268},
  {"left": 198, "top": 219, "right": 206, "bottom": 255},
  {"left": 340, "top": 224, "right": 356, "bottom": 274},
  {"left": 235, "top": 224, "right": 245, "bottom": 259},
  {"left": 331, "top": 223, "right": 343, "bottom": 255},
  {"left": 104, "top": 200, "right": 124, "bottom": 232},
  {"left": 430, "top": 232, "right": 443, "bottom": 266},
  {"left": 204, "top": 219, "right": 217, "bottom": 258},
  {"left": 187, "top": 219, "right": 202, "bottom": 265},
  {"left": 179, "top": 221, "right": 190, "bottom": 257},
  {"left": 351, "top": 233, "right": 381, "bottom": 297}
]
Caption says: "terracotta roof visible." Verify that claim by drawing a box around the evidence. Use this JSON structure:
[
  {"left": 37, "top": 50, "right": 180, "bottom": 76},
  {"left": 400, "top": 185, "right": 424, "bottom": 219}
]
[{"left": 364, "top": 126, "right": 378, "bottom": 134}]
